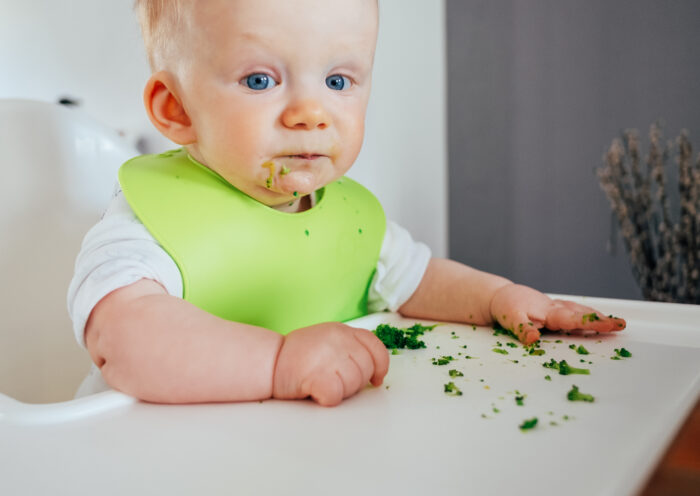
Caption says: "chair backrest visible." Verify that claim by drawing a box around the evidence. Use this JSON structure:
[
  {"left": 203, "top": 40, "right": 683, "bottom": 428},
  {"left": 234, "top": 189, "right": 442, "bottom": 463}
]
[{"left": 0, "top": 99, "right": 137, "bottom": 403}]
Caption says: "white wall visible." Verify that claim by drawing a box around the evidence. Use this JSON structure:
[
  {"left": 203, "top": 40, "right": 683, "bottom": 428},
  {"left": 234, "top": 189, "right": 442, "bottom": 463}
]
[{"left": 0, "top": 0, "right": 447, "bottom": 401}]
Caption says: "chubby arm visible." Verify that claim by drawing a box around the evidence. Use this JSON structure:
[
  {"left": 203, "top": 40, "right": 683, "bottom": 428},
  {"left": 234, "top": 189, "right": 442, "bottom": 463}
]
[
  {"left": 399, "top": 258, "right": 626, "bottom": 344},
  {"left": 398, "top": 258, "right": 511, "bottom": 326},
  {"left": 85, "top": 278, "right": 284, "bottom": 403},
  {"left": 85, "top": 278, "right": 389, "bottom": 405}
]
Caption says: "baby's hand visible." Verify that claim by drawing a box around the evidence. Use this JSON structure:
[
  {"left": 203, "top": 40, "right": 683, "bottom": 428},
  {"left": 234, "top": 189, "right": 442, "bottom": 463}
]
[
  {"left": 490, "top": 284, "right": 627, "bottom": 345},
  {"left": 272, "top": 322, "right": 390, "bottom": 407}
]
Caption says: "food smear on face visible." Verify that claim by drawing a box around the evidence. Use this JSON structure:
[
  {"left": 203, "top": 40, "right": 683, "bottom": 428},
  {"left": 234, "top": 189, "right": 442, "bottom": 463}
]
[{"left": 261, "top": 161, "right": 276, "bottom": 188}]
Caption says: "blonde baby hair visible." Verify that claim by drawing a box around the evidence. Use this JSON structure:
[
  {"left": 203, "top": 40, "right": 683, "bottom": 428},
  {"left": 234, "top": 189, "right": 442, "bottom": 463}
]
[{"left": 133, "top": 0, "right": 186, "bottom": 71}]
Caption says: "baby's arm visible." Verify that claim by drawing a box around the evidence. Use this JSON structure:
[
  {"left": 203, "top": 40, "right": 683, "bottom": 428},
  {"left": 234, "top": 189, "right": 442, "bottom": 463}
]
[
  {"left": 85, "top": 279, "right": 388, "bottom": 405},
  {"left": 398, "top": 258, "right": 626, "bottom": 344}
]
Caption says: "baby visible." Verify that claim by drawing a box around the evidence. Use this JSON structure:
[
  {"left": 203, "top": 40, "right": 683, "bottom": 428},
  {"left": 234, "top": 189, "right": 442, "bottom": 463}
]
[{"left": 68, "top": 0, "right": 625, "bottom": 406}]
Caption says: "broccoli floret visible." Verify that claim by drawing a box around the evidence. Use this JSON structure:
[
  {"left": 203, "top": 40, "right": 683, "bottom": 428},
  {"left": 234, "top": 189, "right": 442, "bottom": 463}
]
[
  {"left": 543, "top": 359, "right": 590, "bottom": 375},
  {"left": 373, "top": 322, "right": 436, "bottom": 350},
  {"left": 576, "top": 345, "right": 590, "bottom": 355},
  {"left": 544, "top": 374, "right": 552, "bottom": 381},
  {"left": 519, "top": 417, "right": 538, "bottom": 431},
  {"left": 567, "top": 384, "right": 595, "bottom": 402},
  {"left": 615, "top": 347, "right": 632, "bottom": 358},
  {"left": 448, "top": 369, "right": 464, "bottom": 377},
  {"left": 444, "top": 381, "right": 463, "bottom": 396}
]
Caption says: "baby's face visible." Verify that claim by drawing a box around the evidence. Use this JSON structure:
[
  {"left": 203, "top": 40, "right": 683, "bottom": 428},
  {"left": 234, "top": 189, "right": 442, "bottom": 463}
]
[{"left": 175, "top": 0, "right": 378, "bottom": 208}]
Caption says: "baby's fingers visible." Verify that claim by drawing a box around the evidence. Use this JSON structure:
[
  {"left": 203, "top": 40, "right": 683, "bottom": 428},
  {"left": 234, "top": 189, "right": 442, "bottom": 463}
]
[
  {"left": 547, "top": 303, "right": 626, "bottom": 332},
  {"left": 511, "top": 312, "right": 542, "bottom": 345},
  {"left": 353, "top": 328, "right": 390, "bottom": 387},
  {"left": 308, "top": 372, "right": 345, "bottom": 407}
]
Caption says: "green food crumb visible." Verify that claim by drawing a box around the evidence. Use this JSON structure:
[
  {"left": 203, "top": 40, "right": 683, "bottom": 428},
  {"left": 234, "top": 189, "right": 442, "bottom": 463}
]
[
  {"left": 391, "top": 349, "right": 400, "bottom": 355},
  {"left": 444, "top": 381, "right": 463, "bottom": 396},
  {"left": 492, "top": 348, "right": 509, "bottom": 355},
  {"left": 515, "top": 395, "right": 525, "bottom": 406},
  {"left": 576, "top": 345, "right": 590, "bottom": 355},
  {"left": 448, "top": 369, "right": 464, "bottom": 377},
  {"left": 293, "top": 191, "right": 298, "bottom": 197},
  {"left": 280, "top": 166, "right": 290, "bottom": 175},
  {"left": 492, "top": 406, "right": 500, "bottom": 414},
  {"left": 544, "top": 375, "right": 551, "bottom": 381},
  {"left": 519, "top": 417, "right": 538, "bottom": 431},
  {"left": 543, "top": 359, "right": 590, "bottom": 375},
  {"left": 506, "top": 342, "right": 518, "bottom": 348},
  {"left": 555, "top": 339, "right": 563, "bottom": 343},
  {"left": 527, "top": 347, "right": 545, "bottom": 356},
  {"left": 432, "top": 355, "right": 455, "bottom": 366},
  {"left": 615, "top": 347, "right": 632, "bottom": 358},
  {"left": 304, "top": 229, "right": 310, "bottom": 236},
  {"left": 567, "top": 384, "right": 595, "bottom": 402},
  {"left": 582, "top": 312, "right": 600, "bottom": 324},
  {"left": 492, "top": 322, "right": 519, "bottom": 341}
]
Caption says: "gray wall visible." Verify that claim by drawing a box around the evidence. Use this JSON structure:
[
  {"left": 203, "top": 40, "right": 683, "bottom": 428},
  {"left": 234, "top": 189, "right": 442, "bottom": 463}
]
[{"left": 446, "top": 0, "right": 700, "bottom": 299}]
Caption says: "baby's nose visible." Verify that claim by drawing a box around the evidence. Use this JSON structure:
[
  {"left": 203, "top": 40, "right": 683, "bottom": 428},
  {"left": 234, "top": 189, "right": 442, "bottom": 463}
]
[{"left": 281, "top": 99, "right": 331, "bottom": 130}]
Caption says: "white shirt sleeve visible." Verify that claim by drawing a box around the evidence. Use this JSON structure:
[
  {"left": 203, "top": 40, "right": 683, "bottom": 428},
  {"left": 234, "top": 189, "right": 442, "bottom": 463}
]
[
  {"left": 67, "top": 189, "right": 431, "bottom": 349},
  {"left": 367, "top": 220, "right": 432, "bottom": 313},
  {"left": 66, "top": 187, "right": 183, "bottom": 349}
]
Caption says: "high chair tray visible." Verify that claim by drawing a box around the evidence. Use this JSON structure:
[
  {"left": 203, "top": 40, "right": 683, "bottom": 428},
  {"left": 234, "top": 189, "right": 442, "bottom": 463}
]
[{"left": 1, "top": 295, "right": 698, "bottom": 496}]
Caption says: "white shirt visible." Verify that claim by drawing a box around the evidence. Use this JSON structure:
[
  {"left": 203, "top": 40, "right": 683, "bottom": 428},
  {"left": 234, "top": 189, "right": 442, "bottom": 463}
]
[{"left": 67, "top": 186, "right": 431, "bottom": 395}]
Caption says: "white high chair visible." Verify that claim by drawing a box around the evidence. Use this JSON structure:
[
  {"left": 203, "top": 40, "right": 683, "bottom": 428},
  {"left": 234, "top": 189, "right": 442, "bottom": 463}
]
[{"left": 0, "top": 99, "right": 137, "bottom": 420}]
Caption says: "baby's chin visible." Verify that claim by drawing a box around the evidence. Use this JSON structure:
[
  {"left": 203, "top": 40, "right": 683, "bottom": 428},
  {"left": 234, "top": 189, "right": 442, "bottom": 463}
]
[{"left": 277, "top": 170, "right": 316, "bottom": 196}]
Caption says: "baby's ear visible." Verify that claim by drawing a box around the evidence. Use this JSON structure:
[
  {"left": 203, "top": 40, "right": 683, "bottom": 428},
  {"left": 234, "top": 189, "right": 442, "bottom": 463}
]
[{"left": 143, "top": 71, "right": 196, "bottom": 145}]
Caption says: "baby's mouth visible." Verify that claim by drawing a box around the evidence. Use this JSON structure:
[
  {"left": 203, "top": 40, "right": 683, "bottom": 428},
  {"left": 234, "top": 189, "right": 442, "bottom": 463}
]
[{"left": 283, "top": 153, "right": 325, "bottom": 160}]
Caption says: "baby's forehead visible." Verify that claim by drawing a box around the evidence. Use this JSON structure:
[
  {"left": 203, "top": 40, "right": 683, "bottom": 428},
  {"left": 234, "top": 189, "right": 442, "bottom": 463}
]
[{"left": 178, "top": 0, "right": 378, "bottom": 63}]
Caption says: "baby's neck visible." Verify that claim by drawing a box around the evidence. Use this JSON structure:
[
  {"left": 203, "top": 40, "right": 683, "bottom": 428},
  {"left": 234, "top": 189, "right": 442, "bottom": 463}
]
[{"left": 272, "top": 193, "right": 313, "bottom": 213}]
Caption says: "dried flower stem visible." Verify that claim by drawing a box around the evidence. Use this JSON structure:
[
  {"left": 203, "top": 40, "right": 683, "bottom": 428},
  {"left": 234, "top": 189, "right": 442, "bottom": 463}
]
[{"left": 598, "top": 125, "right": 699, "bottom": 303}]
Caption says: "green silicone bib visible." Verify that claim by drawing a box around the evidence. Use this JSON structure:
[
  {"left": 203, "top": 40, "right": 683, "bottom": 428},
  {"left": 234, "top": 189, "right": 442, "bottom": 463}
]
[{"left": 118, "top": 148, "right": 386, "bottom": 334}]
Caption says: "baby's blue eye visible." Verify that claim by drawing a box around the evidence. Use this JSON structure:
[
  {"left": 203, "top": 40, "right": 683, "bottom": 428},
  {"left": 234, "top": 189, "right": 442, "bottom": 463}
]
[
  {"left": 244, "top": 73, "right": 277, "bottom": 90},
  {"left": 326, "top": 74, "right": 351, "bottom": 91}
]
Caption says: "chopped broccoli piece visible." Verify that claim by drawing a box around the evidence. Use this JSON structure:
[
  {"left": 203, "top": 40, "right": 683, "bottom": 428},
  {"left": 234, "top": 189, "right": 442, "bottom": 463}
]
[
  {"left": 448, "top": 369, "right": 464, "bottom": 377},
  {"left": 373, "top": 322, "right": 436, "bottom": 350},
  {"left": 576, "top": 345, "right": 590, "bottom": 355},
  {"left": 280, "top": 165, "right": 290, "bottom": 175},
  {"left": 506, "top": 342, "right": 518, "bottom": 348},
  {"left": 569, "top": 344, "right": 576, "bottom": 350},
  {"left": 544, "top": 374, "right": 551, "bottom": 381},
  {"left": 432, "top": 355, "right": 455, "bottom": 365},
  {"left": 543, "top": 359, "right": 590, "bottom": 375},
  {"left": 515, "top": 395, "right": 525, "bottom": 406},
  {"left": 492, "top": 323, "right": 519, "bottom": 341},
  {"left": 527, "top": 347, "right": 545, "bottom": 356},
  {"left": 567, "top": 384, "right": 595, "bottom": 402},
  {"left": 492, "top": 348, "right": 509, "bottom": 355},
  {"left": 615, "top": 347, "right": 632, "bottom": 358},
  {"left": 555, "top": 339, "right": 563, "bottom": 343},
  {"left": 519, "top": 417, "right": 538, "bottom": 431},
  {"left": 444, "top": 381, "right": 463, "bottom": 396}
]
